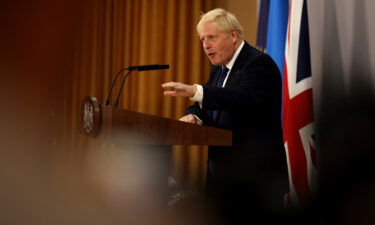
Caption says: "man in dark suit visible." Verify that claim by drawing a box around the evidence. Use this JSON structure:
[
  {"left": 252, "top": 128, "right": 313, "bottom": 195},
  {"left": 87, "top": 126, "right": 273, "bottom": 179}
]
[{"left": 162, "top": 8, "right": 288, "bottom": 221}]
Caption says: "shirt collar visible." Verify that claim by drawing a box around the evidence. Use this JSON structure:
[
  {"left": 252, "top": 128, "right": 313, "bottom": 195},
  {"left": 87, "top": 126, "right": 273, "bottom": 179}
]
[{"left": 225, "top": 40, "right": 245, "bottom": 71}]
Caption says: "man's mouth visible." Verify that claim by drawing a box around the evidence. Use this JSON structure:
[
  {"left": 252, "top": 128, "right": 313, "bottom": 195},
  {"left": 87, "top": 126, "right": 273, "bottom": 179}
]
[{"left": 207, "top": 53, "right": 216, "bottom": 58}]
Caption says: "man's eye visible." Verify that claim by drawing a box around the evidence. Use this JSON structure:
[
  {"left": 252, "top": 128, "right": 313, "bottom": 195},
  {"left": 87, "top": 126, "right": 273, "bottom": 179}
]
[
  {"left": 200, "top": 36, "right": 217, "bottom": 42},
  {"left": 209, "top": 36, "right": 218, "bottom": 41}
]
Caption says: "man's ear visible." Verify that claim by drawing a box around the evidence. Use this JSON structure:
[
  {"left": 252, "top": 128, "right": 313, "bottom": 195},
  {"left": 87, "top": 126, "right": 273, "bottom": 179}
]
[{"left": 231, "top": 30, "right": 238, "bottom": 43}]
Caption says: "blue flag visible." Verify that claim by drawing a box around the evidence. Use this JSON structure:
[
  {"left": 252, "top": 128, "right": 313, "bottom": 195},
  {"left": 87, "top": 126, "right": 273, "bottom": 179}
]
[{"left": 266, "top": 0, "right": 289, "bottom": 75}]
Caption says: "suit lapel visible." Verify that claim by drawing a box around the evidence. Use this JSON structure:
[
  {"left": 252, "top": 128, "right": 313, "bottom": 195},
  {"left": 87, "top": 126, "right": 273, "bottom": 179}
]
[
  {"left": 224, "top": 42, "right": 251, "bottom": 87},
  {"left": 224, "top": 68, "right": 241, "bottom": 87},
  {"left": 209, "top": 66, "right": 222, "bottom": 86}
]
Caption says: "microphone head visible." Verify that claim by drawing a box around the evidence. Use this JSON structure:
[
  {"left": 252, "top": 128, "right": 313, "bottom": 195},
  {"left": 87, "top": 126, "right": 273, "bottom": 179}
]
[
  {"left": 128, "top": 64, "right": 170, "bottom": 71},
  {"left": 155, "top": 64, "right": 169, "bottom": 70}
]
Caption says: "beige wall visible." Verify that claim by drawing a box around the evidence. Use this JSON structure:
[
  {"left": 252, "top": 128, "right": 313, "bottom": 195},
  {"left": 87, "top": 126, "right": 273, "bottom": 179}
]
[{"left": 216, "top": 0, "right": 258, "bottom": 45}]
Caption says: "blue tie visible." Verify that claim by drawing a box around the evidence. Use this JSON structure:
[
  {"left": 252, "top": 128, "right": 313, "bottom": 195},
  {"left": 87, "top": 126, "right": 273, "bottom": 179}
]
[
  {"left": 212, "top": 66, "right": 229, "bottom": 122},
  {"left": 216, "top": 66, "right": 229, "bottom": 87}
]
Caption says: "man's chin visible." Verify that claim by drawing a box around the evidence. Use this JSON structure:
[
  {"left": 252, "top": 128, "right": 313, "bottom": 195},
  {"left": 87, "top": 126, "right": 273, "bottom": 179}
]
[{"left": 209, "top": 60, "right": 222, "bottom": 66}]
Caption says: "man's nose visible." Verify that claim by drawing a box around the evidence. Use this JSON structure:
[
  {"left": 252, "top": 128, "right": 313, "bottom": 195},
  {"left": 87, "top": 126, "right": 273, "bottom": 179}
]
[{"left": 203, "top": 40, "right": 211, "bottom": 49}]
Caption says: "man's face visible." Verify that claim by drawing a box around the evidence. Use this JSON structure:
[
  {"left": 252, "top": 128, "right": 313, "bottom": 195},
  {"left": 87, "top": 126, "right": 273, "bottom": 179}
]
[{"left": 199, "top": 21, "right": 238, "bottom": 66}]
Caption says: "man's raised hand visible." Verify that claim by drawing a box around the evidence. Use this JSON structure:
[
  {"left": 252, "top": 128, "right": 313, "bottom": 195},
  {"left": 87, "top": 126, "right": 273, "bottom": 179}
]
[{"left": 161, "top": 82, "right": 197, "bottom": 98}]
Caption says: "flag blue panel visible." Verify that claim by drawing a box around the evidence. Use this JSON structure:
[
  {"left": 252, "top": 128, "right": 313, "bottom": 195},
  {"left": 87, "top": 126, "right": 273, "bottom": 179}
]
[
  {"left": 266, "top": 0, "right": 289, "bottom": 75},
  {"left": 296, "top": 0, "right": 311, "bottom": 82}
]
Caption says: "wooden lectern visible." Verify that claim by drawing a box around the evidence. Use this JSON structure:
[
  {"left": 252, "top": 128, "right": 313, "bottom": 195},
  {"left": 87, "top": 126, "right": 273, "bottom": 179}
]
[
  {"left": 80, "top": 96, "right": 232, "bottom": 207},
  {"left": 81, "top": 96, "right": 232, "bottom": 146}
]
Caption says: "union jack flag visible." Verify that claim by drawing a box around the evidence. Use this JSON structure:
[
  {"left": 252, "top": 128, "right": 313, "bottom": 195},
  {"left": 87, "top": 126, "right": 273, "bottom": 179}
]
[{"left": 282, "top": 0, "right": 316, "bottom": 205}]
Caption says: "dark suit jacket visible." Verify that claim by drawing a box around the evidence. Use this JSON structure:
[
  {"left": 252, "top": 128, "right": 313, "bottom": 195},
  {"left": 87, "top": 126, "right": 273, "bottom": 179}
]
[{"left": 186, "top": 42, "right": 289, "bottom": 203}]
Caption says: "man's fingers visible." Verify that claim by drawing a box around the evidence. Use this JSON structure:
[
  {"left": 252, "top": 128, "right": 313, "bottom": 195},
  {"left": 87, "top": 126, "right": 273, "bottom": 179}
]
[
  {"left": 164, "top": 90, "right": 188, "bottom": 97},
  {"left": 163, "top": 91, "right": 178, "bottom": 96},
  {"left": 162, "top": 82, "right": 195, "bottom": 97},
  {"left": 162, "top": 82, "right": 186, "bottom": 91},
  {"left": 161, "top": 82, "right": 178, "bottom": 89},
  {"left": 179, "top": 114, "right": 196, "bottom": 123},
  {"left": 162, "top": 82, "right": 179, "bottom": 96}
]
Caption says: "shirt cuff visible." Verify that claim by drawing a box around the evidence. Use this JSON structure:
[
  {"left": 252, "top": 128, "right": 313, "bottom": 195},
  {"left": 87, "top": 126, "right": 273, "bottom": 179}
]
[
  {"left": 189, "top": 84, "right": 203, "bottom": 102},
  {"left": 193, "top": 115, "right": 203, "bottom": 125}
]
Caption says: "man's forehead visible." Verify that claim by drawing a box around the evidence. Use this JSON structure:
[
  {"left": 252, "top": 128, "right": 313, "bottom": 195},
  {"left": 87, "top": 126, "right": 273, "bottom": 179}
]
[{"left": 199, "top": 22, "right": 226, "bottom": 36}]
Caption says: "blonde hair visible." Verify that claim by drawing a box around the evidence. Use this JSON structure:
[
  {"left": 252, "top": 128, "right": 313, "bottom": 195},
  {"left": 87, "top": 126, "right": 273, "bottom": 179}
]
[{"left": 197, "top": 8, "right": 244, "bottom": 39}]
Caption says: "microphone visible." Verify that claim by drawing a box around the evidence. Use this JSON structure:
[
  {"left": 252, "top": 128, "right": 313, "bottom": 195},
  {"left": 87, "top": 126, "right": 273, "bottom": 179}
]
[
  {"left": 105, "top": 67, "right": 127, "bottom": 106},
  {"left": 126, "top": 64, "right": 169, "bottom": 71},
  {"left": 105, "top": 64, "right": 169, "bottom": 108}
]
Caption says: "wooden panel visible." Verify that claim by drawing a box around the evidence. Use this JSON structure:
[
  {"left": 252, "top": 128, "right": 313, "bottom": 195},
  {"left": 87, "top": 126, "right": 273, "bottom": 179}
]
[{"left": 99, "top": 105, "right": 232, "bottom": 146}]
